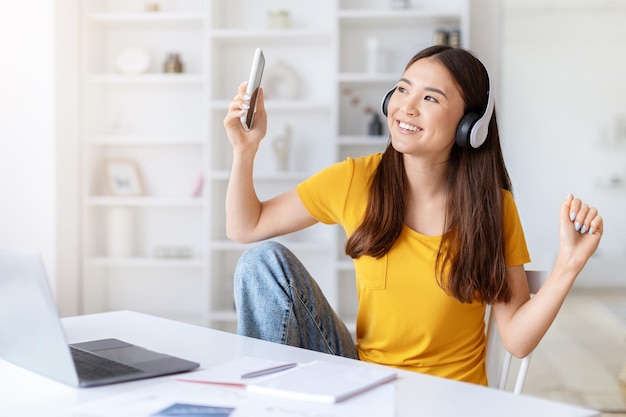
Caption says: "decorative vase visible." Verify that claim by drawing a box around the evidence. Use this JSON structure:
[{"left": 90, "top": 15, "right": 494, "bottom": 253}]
[
  {"left": 267, "top": 9, "right": 291, "bottom": 28},
  {"left": 107, "top": 207, "right": 135, "bottom": 257},
  {"left": 272, "top": 125, "right": 292, "bottom": 172},
  {"left": 368, "top": 112, "right": 383, "bottom": 136},
  {"left": 163, "top": 53, "right": 183, "bottom": 73},
  {"left": 365, "top": 37, "right": 380, "bottom": 74}
]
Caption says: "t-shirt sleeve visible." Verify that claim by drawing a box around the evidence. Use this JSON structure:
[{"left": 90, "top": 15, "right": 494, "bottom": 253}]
[
  {"left": 297, "top": 158, "right": 356, "bottom": 225},
  {"left": 502, "top": 190, "right": 531, "bottom": 266}
]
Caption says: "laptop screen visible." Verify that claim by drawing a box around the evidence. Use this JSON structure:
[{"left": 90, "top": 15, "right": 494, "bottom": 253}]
[{"left": 0, "top": 248, "right": 79, "bottom": 386}]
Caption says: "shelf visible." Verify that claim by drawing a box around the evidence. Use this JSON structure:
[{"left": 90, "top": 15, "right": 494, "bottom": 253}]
[
  {"left": 87, "top": 135, "right": 205, "bottom": 146},
  {"left": 338, "top": 73, "right": 399, "bottom": 84},
  {"left": 87, "top": 196, "right": 205, "bottom": 207},
  {"left": 77, "top": 0, "right": 470, "bottom": 330},
  {"left": 594, "top": 184, "right": 626, "bottom": 192},
  {"left": 89, "top": 257, "right": 206, "bottom": 268},
  {"left": 339, "top": 9, "right": 461, "bottom": 29},
  {"left": 338, "top": 135, "right": 388, "bottom": 145},
  {"left": 345, "top": 320, "right": 357, "bottom": 335},
  {"left": 210, "top": 29, "right": 331, "bottom": 43},
  {"left": 337, "top": 260, "right": 355, "bottom": 272},
  {"left": 87, "top": 74, "right": 205, "bottom": 84},
  {"left": 210, "top": 100, "right": 330, "bottom": 111},
  {"left": 87, "top": 12, "right": 205, "bottom": 24},
  {"left": 210, "top": 170, "right": 309, "bottom": 182},
  {"left": 210, "top": 240, "right": 329, "bottom": 252},
  {"left": 208, "top": 241, "right": 248, "bottom": 251},
  {"left": 210, "top": 310, "right": 238, "bottom": 322},
  {"left": 338, "top": 9, "right": 462, "bottom": 26}
]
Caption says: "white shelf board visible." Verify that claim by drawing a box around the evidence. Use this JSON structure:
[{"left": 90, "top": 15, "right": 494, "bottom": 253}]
[
  {"left": 87, "top": 196, "right": 205, "bottom": 207},
  {"left": 87, "top": 73, "right": 205, "bottom": 84},
  {"left": 208, "top": 240, "right": 249, "bottom": 251},
  {"left": 87, "top": 12, "right": 205, "bottom": 24},
  {"left": 338, "top": 135, "right": 388, "bottom": 146},
  {"left": 338, "top": 73, "right": 399, "bottom": 84},
  {"left": 337, "top": 260, "right": 355, "bottom": 272},
  {"left": 344, "top": 320, "right": 357, "bottom": 335},
  {"left": 210, "top": 170, "right": 308, "bottom": 182},
  {"left": 210, "top": 240, "right": 329, "bottom": 252},
  {"left": 88, "top": 135, "right": 205, "bottom": 146},
  {"left": 210, "top": 310, "right": 238, "bottom": 322},
  {"left": 210, "top": 29, "right": 330, "bottom": 43},
  {"left": 210, "top": 100, "right": 330, "bottom": 111},
  {"left": 89, "top": 257, "right": 207, "bottom": 268},
  {"left": 338, "top": 9, "right": 461, "bottom": 23},
  {"left": 594, "top": 184, "right": 626, "bottom": 193}
]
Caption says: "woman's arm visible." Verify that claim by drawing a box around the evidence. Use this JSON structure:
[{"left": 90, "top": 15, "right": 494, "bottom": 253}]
[
  {"left": 492, "top": 194, "right": 603, "bottom": 358},
  {"left": 223, "top": 82, "right": 317, "bottom": 244}
]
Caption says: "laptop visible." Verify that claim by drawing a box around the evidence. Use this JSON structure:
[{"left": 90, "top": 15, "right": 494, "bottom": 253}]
[{"left": 0, "top": 248, "right": 200, "bottom": 387}]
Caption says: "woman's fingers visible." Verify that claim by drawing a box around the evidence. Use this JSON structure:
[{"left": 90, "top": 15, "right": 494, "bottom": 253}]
[{"left": 567, "top": 195, "right": 602, "bottom": 235}]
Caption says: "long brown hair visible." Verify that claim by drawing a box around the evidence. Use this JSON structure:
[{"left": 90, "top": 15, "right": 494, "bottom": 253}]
[{"left": 345, "top": 45, "right": 513, "bottom": 304}]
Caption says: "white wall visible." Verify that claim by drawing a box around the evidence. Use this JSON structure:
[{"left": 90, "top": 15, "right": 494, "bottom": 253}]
[
  {"left": 500, "top": 2, "right": 626, "bottom": 285},
  {"left": 469, "top": 0, "right": 501, "bottom": 91},
  {"left": 55, "top": 1, "right": 81, "bottom": 315},
  {"left": 0, "top": 2, "right": 57, "bottom": 288},
  {"left": 0, "top": 2, "right": 80, "bottom": 314}
]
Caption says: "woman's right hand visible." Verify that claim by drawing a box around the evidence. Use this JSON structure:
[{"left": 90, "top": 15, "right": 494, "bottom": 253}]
[{"left": 223, "top": 81, "right": 268, "bottom": 154}]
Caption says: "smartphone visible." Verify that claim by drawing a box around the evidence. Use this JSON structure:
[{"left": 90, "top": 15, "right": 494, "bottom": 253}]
[{"left": 240, "top": 48, "right": 265, "bottom": 131}]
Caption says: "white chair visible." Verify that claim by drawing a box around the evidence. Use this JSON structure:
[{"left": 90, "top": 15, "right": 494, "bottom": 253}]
[{"left": 485, "top": 270, "right": 548, "bottom": 394}]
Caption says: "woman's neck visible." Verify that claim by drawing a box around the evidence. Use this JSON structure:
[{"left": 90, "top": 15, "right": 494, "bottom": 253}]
[
  {"left": 403, "top": 154, "right": 448, "bottom": 199},
  {"left": 402, "top": 155, "right": 449, "bottom": 236}
]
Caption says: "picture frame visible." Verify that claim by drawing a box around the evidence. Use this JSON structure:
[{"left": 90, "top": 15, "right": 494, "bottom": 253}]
[{"left": 104, "top": 159, "right": 144, "bottom": 196}]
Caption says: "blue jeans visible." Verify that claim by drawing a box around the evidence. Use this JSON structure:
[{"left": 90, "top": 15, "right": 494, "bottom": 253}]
[{"left": 234, "top": 241, "right": 359, "bottom": 359}]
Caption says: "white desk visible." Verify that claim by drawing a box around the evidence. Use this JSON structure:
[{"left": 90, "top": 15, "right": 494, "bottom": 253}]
[{"left": 0, "top": 311, "right": 599, "bottom": 417}]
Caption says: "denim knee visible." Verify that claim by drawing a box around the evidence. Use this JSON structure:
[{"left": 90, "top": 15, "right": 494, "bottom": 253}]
[{"left": 234, "top": 241, "right": 290, "bottom": 288}]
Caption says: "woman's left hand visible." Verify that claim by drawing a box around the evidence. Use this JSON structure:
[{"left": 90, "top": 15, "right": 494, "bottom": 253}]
[{"left": 559, "top": 194, "right": 603, "bottom": 269}]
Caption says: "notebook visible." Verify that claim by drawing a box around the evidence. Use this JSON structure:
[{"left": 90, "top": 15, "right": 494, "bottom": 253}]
[
  {"left": 178, "top": 356, "right": 398, "bottom": 404},
  {"left": 246, "top": 360, "right": 397, "bottom": 403},
  {"left": 0, "top": 248, "right": 200, "bottom": 387}
]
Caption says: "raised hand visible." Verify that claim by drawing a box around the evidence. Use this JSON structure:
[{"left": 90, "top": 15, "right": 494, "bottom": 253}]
[
  {"left": 223, "top": 82, "right": 268, "bottom": 154},
  {"left": 559, "top": 194, "right": 603, "bottom": 270}
]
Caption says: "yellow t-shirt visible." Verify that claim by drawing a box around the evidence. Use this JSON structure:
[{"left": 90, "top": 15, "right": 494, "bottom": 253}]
[{"left": 297, "top": 153, "right": 531, "bottom": 385}]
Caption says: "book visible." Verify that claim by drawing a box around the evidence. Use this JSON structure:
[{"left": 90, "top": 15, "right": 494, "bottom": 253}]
[{"left": 177, "top": 356, "right": 397, "bottom": 404}]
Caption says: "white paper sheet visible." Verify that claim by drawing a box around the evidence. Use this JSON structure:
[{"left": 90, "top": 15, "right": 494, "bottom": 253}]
[{"left": 74, "top": 376, "right": 396, "bottom": 417}]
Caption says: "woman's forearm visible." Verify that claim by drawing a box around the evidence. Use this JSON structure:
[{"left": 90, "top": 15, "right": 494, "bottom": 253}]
[{"left": 225, "top": 150, "right": 263, "bottom": 243}]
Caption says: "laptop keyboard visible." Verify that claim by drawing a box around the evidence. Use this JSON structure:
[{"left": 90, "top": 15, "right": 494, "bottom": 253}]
[{"left": 70, "top": 346, "right": 143, "bottom": 381}]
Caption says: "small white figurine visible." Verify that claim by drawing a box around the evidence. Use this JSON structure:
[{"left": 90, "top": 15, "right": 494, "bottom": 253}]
[{"left": 272, "top": 125, "right": 292, "bottom": 172}]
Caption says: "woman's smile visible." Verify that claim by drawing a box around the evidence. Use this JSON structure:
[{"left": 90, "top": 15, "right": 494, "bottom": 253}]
[{"left": 397, "top": 120, "right": 420, "bottom": 133}]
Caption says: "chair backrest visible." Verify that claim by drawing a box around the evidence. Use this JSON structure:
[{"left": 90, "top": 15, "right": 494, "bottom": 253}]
[{"left": 485, "top": 270, "right": 548, "bottom": 394}]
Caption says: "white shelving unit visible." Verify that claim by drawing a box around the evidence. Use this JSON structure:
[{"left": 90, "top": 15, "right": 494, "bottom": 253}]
[
  {"left": 79, "top": 0, "right": 469, "bottom": 332},
  {"left": 80, "top": 0, "right": 210, "bottom": 326}
]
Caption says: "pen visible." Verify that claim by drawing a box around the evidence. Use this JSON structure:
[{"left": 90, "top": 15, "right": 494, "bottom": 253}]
[
  {"left": 240, "top": 362, "right": 298, "bottom": 379},
  {"left": 176, "top": 379, "right": 245, "bottom": 389}
]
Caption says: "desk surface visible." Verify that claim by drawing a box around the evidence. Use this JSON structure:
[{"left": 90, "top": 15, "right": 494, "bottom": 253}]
[{"left": 0, "top": 311, "right": 599, "bottom": 417}]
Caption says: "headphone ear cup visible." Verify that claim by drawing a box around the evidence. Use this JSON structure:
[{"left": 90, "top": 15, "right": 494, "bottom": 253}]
[
  {"left": 455, "top": 112, "right": 480, "bottom": 148},
  {"left": 381, "top": 88, "right": 396, "bottom": 117}
]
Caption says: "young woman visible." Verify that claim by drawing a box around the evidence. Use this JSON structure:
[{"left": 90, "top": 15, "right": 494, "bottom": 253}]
[{"left": 222, "top": 45, "right": 603, "bottom": 386}]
